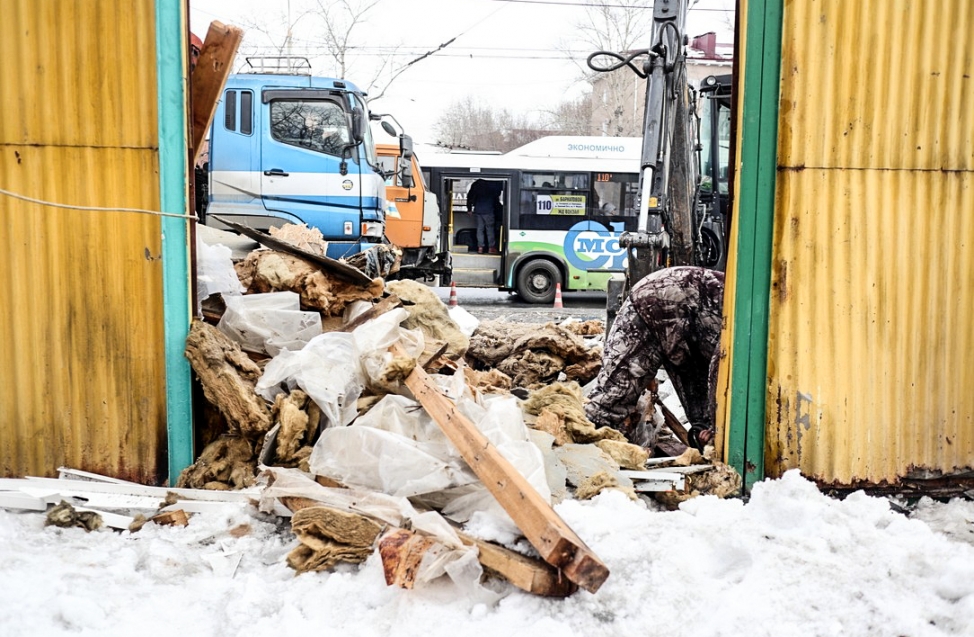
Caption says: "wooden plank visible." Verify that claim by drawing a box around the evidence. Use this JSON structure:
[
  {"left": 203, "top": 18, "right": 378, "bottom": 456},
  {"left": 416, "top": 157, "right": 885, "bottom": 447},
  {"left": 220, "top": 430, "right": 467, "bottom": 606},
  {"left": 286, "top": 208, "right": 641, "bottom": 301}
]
[
  {"left": 455, "top": 531, "right": 577, "bottom": 597},
  {"left": 633, "top": 482, "right": 683, "bottom": 493},
  {"left": 621, "top": 466, "right": 712, "bottom": 478},
  {"left": 160, "top": 500, "right": 242, "bottom": 514},
  {"left": 72, "top": 507, "right": 136, "bottom": 530},
  {"left": 392, "top": 342, "right": 609, "bottom": 593},
  {"left": 57, "top": 467, "right": 135, "bottom": 484},
  {"left": 657, "top": 398, "right": 690, "bottom": 447},
  {"left": 191, "top": 21, "right": 243, "bottom": 162},
  {"left": 19, "top": 489, "right": 163, "bottom": 510},
  {"left": 340, "top": 294, "right": 403, "bottom": 332}
]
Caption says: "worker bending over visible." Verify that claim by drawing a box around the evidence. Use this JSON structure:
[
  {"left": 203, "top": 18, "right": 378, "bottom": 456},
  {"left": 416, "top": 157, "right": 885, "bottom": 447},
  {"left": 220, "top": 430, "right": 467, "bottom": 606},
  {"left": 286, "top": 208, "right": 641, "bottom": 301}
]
[{"left": 585, "top": 266, "right": 725, "bottom": 451}]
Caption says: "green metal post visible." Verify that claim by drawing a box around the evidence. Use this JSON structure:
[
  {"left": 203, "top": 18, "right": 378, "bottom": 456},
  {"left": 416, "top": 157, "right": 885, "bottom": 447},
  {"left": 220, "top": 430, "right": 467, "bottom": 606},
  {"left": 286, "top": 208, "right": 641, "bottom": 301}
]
[
  {"left": 155, "top": 0, "right": 194, "bottom": 485},
  {"left": 727, "top": 0, "right": 783, "bottom": 491}
]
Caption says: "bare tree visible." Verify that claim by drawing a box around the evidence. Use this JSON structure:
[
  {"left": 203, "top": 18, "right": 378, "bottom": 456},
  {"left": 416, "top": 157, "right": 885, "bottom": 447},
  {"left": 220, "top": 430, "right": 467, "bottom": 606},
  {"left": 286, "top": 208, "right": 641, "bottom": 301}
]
[
  {"left": 234, "top": 3, "right": 315, "bottom": 66},
  {"left": 564, "top": 0, "right": 705, "bottom": 136},
  {"left": 234, "top": 0, "right": 451, "bottom": 104},
  {"left": 311, "top": 0, "right": 380, "bottom": 80},
  {"left": 433, "top": 97, "right": 546, "bottom": 153},
  {"left": 558, "top": 0, "right": 655, "bottom": 137},
  {"left": 543, "top": 96, "right": 596, "bottom": 136},
  {"left": 309, "top": 0, "right": 459, "bottom": 103}
]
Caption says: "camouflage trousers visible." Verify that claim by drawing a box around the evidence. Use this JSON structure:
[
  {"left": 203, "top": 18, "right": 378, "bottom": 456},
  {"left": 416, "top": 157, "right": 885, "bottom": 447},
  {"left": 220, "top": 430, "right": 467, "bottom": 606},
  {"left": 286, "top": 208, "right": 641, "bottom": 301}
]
[{"left": 585, "top": 266, "right": 725, "bottom": 438}]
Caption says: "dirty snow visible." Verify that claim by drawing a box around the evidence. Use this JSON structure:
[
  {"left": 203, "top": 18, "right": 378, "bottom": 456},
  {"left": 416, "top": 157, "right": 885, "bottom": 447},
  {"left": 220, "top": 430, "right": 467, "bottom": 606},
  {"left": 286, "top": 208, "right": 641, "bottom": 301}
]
[{"left": 1, "top": 471, "right": 972, "bottom": 636}]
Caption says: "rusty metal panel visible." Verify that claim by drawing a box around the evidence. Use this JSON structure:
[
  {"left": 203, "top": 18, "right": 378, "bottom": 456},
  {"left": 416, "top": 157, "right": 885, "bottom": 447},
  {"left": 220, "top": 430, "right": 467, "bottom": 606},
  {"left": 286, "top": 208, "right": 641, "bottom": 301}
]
[
  {"left": 767, "top": 0, "right": 974, "bottom": 485},
  {"left": 778, "top": 0, "right": 974, "bottom": 173},
  {"left": 0, "top": 0, "right": 168, "bottom": 482}
]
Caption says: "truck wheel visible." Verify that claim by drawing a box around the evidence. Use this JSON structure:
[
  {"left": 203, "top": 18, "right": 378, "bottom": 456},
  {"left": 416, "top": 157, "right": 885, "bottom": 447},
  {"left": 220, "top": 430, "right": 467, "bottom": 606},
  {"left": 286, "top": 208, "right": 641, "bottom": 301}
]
[{"left": 516, "top": 259, "right": 560, "bottom": 304}]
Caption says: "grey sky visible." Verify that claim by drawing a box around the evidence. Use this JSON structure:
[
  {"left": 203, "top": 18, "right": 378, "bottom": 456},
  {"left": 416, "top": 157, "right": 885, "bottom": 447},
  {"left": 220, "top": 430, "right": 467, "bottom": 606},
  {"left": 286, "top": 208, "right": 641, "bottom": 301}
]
[{"left": 190, "top": 0, "right": 735, "bottom": 143}]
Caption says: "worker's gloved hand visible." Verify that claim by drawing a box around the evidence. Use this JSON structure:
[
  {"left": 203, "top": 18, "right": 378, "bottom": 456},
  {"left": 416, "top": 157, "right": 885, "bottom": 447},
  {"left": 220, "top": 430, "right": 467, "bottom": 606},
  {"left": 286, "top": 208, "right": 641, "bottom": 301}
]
[{"left": 687, "top": 425, "right": 715, "bottom": 452}]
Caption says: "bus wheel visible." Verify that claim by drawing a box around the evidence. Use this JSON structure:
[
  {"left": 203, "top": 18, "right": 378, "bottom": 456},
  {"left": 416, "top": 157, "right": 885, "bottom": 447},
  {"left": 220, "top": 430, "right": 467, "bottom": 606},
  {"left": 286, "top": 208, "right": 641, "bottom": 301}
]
[{"left": 516, "top": 259, "right": 560, "bottom": 305}]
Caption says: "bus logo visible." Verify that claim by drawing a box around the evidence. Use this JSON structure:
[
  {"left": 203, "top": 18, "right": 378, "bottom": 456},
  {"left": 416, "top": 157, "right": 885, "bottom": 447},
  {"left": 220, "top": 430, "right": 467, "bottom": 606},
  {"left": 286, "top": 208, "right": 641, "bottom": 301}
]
[{"left": 563, "top": 220, "right": 626, "bottom": 270}]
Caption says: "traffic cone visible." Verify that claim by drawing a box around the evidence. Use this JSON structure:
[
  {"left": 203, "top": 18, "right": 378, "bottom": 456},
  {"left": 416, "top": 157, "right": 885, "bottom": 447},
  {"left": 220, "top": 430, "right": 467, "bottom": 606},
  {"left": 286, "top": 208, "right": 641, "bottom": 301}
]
[
  {"left": 552, "top": 282, "right": 564, "bottom": 309},
  {"left": 448, "top": 281, "right": 458, "bottom": 307}
]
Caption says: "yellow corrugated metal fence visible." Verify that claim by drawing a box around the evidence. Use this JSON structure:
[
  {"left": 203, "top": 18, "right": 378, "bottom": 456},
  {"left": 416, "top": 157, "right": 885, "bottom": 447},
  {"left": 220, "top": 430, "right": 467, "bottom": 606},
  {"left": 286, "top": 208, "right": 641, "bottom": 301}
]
[
  {"left": 0, "top": 0, "right": 168, "bottom": 481},
  {"left": 766, "top": 0, "right": 974, "bottom": 484}
]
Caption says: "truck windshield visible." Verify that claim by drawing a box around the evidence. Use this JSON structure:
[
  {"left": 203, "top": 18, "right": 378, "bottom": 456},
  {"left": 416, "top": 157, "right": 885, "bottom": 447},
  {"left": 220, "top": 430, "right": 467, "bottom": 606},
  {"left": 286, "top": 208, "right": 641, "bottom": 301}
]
[{"left": 269, "top": 99, "right": 350, "bottom": 156}]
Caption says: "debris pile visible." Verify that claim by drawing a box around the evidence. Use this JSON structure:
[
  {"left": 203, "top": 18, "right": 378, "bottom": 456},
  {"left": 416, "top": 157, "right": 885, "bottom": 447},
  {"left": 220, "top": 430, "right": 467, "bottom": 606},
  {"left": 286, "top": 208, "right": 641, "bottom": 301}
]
[
  {"left": 466, "top": 320, "right": 603, "bottom": 388},
  {"left": 0, "top": 223, "right": 742, "bottom": 600}
]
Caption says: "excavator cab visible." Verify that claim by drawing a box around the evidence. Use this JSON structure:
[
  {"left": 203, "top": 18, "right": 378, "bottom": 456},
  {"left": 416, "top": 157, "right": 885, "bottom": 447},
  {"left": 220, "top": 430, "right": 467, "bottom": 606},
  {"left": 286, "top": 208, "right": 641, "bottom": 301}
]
[{"left": 696, "top": 73, "right": 733, "bottom": 271}]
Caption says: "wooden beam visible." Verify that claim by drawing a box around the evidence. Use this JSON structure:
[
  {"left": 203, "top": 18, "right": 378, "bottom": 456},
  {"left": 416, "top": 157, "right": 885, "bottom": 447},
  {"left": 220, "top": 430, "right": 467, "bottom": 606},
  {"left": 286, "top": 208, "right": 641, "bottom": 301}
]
[
  {"left": 391, "top": 343, "right": 610, "bottom": 593},
  {"left": 455, "top": 530, "right": 576, "bottom": 597},
  {"left": 657, "top": 398, "right": 690, "bottom": 447},
  {"left": 191, "top": 21, "right": 244, "bottom": 163}
]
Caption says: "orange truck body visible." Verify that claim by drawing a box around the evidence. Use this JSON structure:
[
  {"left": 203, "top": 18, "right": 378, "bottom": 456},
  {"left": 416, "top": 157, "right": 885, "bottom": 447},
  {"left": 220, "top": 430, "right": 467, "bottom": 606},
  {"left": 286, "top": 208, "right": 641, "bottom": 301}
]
[{"left": 376, "top": 143, "right": 449, "bottom": 280}]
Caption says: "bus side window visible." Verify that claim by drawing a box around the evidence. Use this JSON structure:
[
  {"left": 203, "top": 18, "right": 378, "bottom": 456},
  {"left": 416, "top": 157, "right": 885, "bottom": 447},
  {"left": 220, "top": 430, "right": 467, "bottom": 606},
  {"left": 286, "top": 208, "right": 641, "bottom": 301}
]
[
  {"left": 519, "top": 171, "right": 588, "bottom": 229},
  {"left": 592, "top": 173, "right": 639, "bottom": 217}
]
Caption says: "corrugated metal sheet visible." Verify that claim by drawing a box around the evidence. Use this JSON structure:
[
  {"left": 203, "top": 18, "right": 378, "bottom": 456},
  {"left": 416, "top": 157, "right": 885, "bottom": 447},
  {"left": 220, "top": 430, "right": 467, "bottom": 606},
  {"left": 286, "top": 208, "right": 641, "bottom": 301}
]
[
  {"left": 0, "top": 0, "right": 168, "bottom": 481},
  {"left": 766, "top": 0, "right": 974, "bottom": 485}
]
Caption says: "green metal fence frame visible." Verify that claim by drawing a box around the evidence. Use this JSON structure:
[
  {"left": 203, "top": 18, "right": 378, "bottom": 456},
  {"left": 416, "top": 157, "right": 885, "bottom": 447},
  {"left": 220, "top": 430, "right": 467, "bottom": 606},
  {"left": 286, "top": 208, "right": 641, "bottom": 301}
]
[
  {"left": 155, "top": 0, "right": 194, "bottom": 486},
  {"left": 726, "top": 0, "right": 783, "bottom": 491}
]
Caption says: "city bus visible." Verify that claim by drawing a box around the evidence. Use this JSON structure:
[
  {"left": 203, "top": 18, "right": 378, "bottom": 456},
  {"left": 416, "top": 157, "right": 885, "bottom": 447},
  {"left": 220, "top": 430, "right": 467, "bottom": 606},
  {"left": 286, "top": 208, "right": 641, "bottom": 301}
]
[{"left": 421, "top": 136, "right": 645, "bottom": 304}]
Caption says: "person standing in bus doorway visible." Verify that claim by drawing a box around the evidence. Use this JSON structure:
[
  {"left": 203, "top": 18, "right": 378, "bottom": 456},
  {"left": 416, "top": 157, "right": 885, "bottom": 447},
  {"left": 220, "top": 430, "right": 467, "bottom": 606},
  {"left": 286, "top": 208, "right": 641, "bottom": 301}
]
[{"left": 467, "top": 178, "right": 501, "bottom": 254}]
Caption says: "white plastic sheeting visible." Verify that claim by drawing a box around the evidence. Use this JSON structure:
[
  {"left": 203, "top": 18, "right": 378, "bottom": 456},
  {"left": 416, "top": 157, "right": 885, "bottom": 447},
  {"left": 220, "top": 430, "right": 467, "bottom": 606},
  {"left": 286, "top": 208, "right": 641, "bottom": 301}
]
[
  {"left": 256, "top": 331, "right": 362, "bottom": 428},
  {"left": 309, "top": 372, "right": 551, "bottom": 542},
  {"left": 218, "top": 292, "right": 322, "bottom": 356},
  {"left": 255, "top": 308, "right": 423, "bottom": 429},
  {"left": 195, "top": 237, "right": 244, "bottom": 313},
  {"left": 259, "top": 467, "right": 500, "bottom": 603}
]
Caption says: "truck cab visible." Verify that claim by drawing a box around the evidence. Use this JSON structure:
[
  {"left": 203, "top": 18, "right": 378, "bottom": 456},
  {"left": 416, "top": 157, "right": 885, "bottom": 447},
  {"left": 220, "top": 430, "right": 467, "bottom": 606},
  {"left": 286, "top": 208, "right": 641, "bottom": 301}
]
[
  {"left": 375, "top": 132, "right": 450, "bottom": 281},
  {"left": 205, "top": 58, "right": 386, "bottom": 260}
]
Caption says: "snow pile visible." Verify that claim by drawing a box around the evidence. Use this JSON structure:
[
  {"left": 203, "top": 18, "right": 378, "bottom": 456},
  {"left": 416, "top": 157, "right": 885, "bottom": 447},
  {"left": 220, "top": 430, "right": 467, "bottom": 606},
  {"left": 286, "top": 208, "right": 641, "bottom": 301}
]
[{"left": 1, "top": 470, "right": 972, "bottom": 637}]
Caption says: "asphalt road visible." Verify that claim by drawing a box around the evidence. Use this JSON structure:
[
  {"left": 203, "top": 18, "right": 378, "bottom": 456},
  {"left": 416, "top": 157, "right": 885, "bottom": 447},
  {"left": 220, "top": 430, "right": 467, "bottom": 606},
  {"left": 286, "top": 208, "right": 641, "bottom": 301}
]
[{"left": 431, "top": 286, "right": 608, "bottom": 324}]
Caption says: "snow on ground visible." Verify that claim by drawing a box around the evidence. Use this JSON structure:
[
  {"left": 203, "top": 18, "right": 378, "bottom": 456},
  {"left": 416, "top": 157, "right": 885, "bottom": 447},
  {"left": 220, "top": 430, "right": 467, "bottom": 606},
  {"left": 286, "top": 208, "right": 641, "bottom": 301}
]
[{"left": 1, "top": 471, "right": 973, "bottom": 637}]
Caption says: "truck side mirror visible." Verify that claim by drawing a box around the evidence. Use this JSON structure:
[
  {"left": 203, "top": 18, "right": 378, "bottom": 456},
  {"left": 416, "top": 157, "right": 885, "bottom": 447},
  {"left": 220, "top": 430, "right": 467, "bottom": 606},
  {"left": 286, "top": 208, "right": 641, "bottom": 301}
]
[
  {"left": 400, "top": 133, "right": 414, "bottom": 160},
  {"left": 381, "top": 121, "right": 397, "bottom": 137},
  {"left": 351, "top": 106, "right": 365, "bottom": 144},
  {"left": 399, "top": 159, "right": 414, "bottom": 189}
]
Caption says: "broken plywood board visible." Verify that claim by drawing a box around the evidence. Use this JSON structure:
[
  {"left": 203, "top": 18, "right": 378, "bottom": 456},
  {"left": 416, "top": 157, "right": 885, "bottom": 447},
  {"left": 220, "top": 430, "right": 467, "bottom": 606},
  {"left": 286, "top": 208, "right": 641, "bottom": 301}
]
[
  {"left": 191, "top": 21, "right": 244, "bottom": 161},
  {"left": 392, "top": 342, "right": 609, "bottom": 594},
  {"left": 378, "top": 528, "right": 438, "bottom": 589}
]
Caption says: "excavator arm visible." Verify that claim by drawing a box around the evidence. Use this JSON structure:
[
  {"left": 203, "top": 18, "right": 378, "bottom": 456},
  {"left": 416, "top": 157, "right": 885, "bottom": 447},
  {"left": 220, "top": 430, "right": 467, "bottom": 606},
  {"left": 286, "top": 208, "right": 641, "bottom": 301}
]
[{"left": 588, "top": 0, "right": 698, "bottom": 295}]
